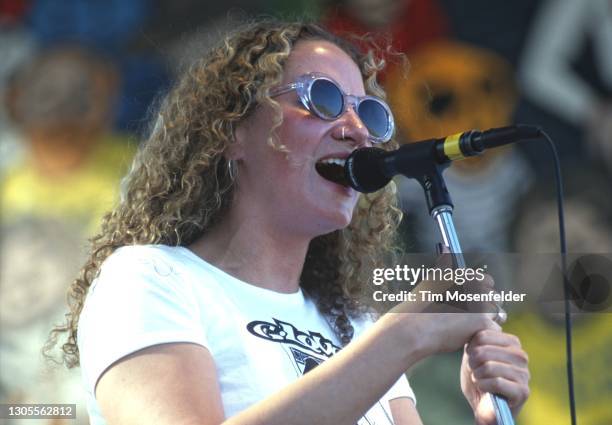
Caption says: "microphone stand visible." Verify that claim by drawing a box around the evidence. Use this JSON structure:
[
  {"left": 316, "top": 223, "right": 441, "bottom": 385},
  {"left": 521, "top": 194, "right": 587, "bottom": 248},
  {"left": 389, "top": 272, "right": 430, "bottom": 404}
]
[{"left": 404, "top": 163, "right": 515, "bottom": 425}]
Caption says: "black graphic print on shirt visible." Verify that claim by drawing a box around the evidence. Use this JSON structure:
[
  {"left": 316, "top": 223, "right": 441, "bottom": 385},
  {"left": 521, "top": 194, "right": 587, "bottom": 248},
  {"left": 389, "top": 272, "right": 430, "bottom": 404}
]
[
  {"left": 247, "top": 318, "right": 341, "bottom": 375},
  {"left": 246, "top": 318, "right": 393, "bottom": 424}
]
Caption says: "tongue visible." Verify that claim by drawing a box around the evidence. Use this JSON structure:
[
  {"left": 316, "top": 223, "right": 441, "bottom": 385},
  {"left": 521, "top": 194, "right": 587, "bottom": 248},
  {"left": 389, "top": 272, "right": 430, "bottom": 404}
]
[{"left": 315, "top": 162, "right": 350, "bottom": 187}]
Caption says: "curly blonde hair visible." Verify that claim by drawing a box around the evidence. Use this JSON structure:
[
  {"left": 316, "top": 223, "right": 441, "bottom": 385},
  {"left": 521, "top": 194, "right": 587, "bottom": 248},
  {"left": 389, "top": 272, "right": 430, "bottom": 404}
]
[{"left": 47, "top": 18, "right": 403, "bottom": 368}]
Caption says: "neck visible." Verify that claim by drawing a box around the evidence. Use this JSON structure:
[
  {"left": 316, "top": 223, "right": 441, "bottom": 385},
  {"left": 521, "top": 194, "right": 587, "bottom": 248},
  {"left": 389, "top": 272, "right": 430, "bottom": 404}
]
[{"left": 189, "top": 206, "right": 311, "bottom": 294}]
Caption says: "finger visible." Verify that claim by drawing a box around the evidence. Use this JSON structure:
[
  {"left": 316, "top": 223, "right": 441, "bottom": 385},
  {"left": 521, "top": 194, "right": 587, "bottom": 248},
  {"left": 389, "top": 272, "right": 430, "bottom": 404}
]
[
  {"left": 471, "top": 360, "right": 530, "bottom": 384},
  {"left": 462, "top": 275, "right": 495, "bottom": 295},
  {"left": 494, "top": 304, "right": 507, "bottom": 323},
  {"left": 481, "top": 315, "right": 503, "bottom": 333},
  {"left": 468, "top": 330, "right": 522, "bottom": 349},
  {"left": 467, "top": 344, "right": 529, "bottom": 371},
  {"left": 461, "top": 296, "right": 503, "bottom": 315},
  {"left": 459, "top": 276, "right": 501, "bottom": 315},
  {"left": 477, "top": 303, "right": 506, "bottom": 323},
  {"left": 473, "top": 376, "right": 530, "bottom": 409},
  {"left": 421, "top": 303, "right": 471, "bottom": 314}
]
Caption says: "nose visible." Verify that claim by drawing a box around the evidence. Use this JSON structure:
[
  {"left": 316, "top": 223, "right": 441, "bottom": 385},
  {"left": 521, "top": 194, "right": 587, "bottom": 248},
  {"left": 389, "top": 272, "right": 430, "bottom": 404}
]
[{"left": 332, "top": 107, "right": 370, "bottom": 147}]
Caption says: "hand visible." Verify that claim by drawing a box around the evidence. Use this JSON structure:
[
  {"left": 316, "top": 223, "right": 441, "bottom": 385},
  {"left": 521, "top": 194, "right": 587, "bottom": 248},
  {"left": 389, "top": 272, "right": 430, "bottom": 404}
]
[
  {"left": 460, "top": 330, "right": 530, "bottom": 425},
  {"left": 386, "top": 249, "right": 503, "bottom": 357},
  {"left": 387, "top": 283, "right": 503, "bottom": 357}
]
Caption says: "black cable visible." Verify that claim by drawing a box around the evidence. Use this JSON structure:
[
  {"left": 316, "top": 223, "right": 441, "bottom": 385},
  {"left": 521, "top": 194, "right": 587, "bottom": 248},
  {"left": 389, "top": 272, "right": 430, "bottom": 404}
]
[{"left": 538, "top": 129, "right": 577, "bottom": 425}]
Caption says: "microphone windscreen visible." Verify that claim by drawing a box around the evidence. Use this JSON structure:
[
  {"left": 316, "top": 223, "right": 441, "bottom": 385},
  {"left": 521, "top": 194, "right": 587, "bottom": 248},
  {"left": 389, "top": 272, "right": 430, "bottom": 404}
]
[{"left": 344, "top": 147, "right": 391, "bottom": 193}]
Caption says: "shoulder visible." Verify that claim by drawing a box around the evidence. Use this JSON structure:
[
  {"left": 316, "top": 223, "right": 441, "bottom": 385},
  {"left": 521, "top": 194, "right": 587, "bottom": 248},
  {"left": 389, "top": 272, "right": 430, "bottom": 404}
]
[
  {"left": 95, "top": 244, "right": 191, "bottom": 284},
  {"left": 85, "top": 244, "right": 231, "bottom": 318},
  {"left": 85, "top": 245, "right": 198, "bottom": 317},
  {"left": 101, "top": 244, "right": 183, "bottom": 266}
]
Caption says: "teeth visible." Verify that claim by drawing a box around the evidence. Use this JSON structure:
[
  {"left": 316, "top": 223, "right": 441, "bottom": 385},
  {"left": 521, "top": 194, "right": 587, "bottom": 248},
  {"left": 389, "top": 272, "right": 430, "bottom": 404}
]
[{"left": 318, "top": 158, "right": 346, "bottom": 166}]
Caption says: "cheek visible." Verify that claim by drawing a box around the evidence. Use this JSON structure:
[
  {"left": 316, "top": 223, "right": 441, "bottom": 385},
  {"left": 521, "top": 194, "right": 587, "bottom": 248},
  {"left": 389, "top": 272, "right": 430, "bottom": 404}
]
[{"left": 277, "top": 106, "right": 323, "bottom": 152}]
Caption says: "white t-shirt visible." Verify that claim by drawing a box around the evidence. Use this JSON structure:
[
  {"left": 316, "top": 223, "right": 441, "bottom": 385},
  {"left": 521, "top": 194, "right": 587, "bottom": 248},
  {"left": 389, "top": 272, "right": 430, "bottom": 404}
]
[{"left": 78, "top": 245, "right": 415, "bottom": 424}]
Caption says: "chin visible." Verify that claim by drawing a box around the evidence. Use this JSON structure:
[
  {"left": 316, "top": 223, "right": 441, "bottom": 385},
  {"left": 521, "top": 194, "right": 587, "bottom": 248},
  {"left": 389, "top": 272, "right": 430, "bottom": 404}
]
[{"left": 310, "top": 208, "right": 355, "bottom": 237}]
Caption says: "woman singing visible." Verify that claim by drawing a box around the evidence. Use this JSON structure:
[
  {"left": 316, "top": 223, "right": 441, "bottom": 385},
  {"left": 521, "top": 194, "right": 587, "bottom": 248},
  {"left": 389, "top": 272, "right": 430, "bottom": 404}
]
[{"left": 48, "top": 20, "right": 529, "bottom": 425}]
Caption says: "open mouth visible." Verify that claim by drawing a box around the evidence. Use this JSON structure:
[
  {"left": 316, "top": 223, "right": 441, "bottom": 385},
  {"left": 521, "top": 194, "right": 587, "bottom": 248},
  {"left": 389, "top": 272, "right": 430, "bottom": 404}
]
[{"left": 315, "top": 158, "right": 350, "bottom": 187}]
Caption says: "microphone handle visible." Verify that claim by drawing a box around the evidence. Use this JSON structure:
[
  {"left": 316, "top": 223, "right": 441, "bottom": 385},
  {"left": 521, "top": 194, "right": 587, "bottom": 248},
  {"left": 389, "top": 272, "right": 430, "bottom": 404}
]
[
  {"left": 436, "top": 125, "right": 542, "bottom": 163},
  {"left": 471, "top": 124, "right": 542, "bottom": 150}
]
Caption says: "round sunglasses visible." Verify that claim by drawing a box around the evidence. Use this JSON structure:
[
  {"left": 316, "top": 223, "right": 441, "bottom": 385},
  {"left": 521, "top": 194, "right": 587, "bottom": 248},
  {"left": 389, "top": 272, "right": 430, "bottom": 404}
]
[{"left": 269, "top": 72, "right": 394, "bottom": 144}]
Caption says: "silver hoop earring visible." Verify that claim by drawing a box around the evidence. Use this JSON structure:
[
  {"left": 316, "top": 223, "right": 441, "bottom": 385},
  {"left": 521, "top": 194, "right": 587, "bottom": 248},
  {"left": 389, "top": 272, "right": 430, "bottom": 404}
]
[{"left": 228, "top": 159, "right": 236, "bottom": 181}]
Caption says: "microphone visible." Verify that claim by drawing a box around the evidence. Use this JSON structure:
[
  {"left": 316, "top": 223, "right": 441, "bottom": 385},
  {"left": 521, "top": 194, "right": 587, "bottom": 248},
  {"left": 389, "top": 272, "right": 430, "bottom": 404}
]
[{"left": 344, "top": 125, "right": 542, "bottom": 193}]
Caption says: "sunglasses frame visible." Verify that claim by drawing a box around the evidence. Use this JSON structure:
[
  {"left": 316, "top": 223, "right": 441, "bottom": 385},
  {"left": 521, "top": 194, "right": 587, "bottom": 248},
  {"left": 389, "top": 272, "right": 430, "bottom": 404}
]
[{"left": 269, "top": 72, "right": 394, "bottom": 144}]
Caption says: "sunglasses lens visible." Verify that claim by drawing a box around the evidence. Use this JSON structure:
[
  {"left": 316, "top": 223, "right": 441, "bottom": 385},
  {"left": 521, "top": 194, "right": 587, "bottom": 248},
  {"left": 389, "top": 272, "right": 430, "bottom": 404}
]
[
  {"left": 357, "top": 99, "right": 389, "bottom": 140},
  {"left": 311, "top": 79, "right": 343, "bottom": 118}
]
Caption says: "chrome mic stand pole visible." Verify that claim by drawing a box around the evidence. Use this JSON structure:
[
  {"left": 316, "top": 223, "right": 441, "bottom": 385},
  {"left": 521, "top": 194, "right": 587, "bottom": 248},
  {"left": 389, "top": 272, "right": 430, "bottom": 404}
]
[
  {"left": 410, "top": 166, "right": 514, "bottom": 425},
  {"left": 431, "top": 205, "right": 514, "bottom": 425}
]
